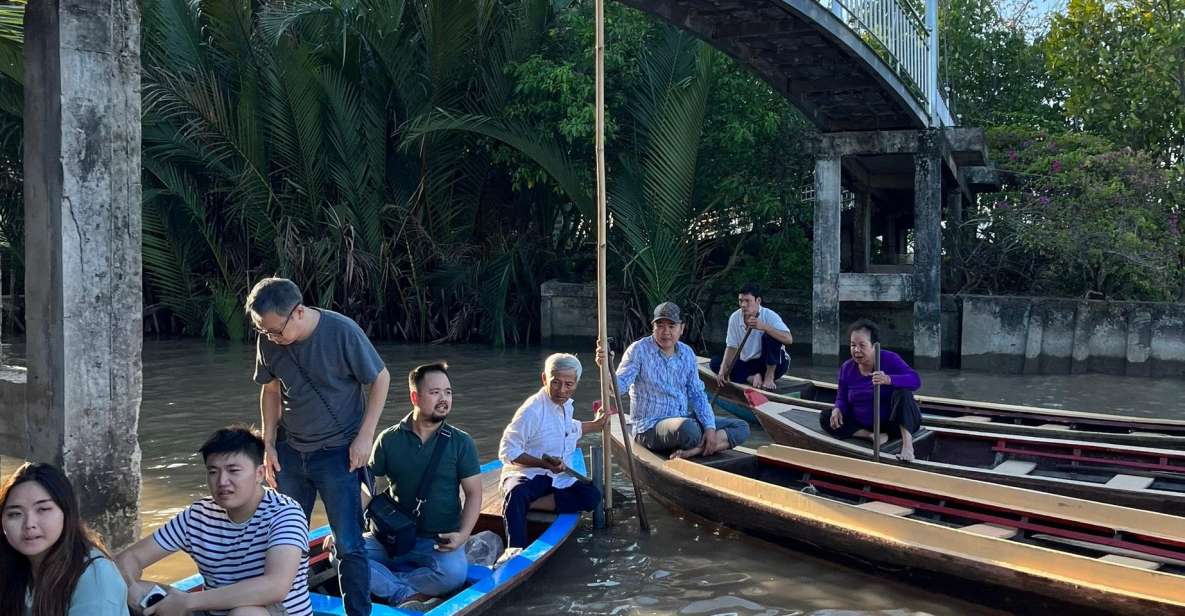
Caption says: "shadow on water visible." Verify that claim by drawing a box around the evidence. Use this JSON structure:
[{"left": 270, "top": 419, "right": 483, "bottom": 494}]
[{"left": 19, "top": 339, "right": 1185, "bottom": 614}]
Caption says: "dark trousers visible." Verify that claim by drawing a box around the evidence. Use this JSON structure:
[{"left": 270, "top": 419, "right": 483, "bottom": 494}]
[
  {"left": 710, "top": 333, "right": 789, "bottom": 384},
  {"left": 502, "top": 475, "right": 601, "bottom": 548},
  {"left": 819, "top": 389, "right": 922, "bottom": 439},
  {"left": 276, "top": 441, "right": 370, "bottom": 616}
]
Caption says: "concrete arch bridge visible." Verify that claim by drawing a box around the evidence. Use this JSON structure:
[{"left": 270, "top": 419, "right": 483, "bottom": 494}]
[{"left": 624, "top": 0, "right": 1000, "bottom": 368}]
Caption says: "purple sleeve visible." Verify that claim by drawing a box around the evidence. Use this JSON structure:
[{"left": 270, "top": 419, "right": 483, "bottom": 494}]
[
  {"left": 834, "top": 362, "right": 850, "bottom": 414},
  {"left": 883, "top": 352, "right": 920, "bottom": 391}
]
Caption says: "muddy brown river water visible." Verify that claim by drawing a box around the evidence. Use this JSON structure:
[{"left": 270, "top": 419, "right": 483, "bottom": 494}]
[{"left": 6, "top": 339, "right": 1184, "bottom": 614}]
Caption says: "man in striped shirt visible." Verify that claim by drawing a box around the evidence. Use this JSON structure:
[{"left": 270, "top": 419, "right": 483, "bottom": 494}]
[
  {"left": 597, "top": 302, "right": 750, "bottom": 459},
  {"left": 117, "top": 427, "right": 313, "bottom": 616}
]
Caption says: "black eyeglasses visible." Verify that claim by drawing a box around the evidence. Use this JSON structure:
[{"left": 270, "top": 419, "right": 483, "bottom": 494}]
[{"left": 255, "top": 305, "right": 297, "bottom": 337}]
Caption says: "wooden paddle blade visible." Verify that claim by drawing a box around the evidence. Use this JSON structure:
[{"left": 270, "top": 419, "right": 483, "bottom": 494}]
[{"left": 745, "top": 389, "right": 771, "bottom": 407}]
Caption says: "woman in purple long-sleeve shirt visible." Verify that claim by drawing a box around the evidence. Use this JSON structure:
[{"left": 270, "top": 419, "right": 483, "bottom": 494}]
[{"left": 822, "top": 320, "right": 922, "bottom": 460}]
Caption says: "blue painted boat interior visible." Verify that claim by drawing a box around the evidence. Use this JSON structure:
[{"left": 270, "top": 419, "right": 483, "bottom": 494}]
[{"left": 173, "top": 449, "right": 587, "bottom": 615}]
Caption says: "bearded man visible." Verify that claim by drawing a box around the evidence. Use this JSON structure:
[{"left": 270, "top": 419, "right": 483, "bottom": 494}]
[{"left": 362, "top": 362, "right": 481, "bottom": 609}]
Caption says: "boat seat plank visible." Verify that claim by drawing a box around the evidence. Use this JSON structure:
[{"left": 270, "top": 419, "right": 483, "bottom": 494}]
[
  {"left": 957, "top": 415, "right": 993, "bottom": 423},
  {"left": 1130, "top": 431, "right": 1163, "bottom": 437},
  {"left": 483, "top": 496, "right": 560, "bottom": 523},
  {"left": 992, "top": 460, "right": 1037, "bottom": 475},
  {"left": 1037, "top": 423, "right": 1072, "bottom": 430},
  {"left": 1104, "top": 474, "right": 1155, "bottom": 491},
  {"left": 960, "top": 523, "right": 1019, "bottom": 539},
  {"left": 1032, "top": 534, "right": 1185, "bottom": 567},
  {"left": 855, "top": 500, "right": 914, "bottom": 516},
  {"left": 1099, "top": 554, "right": 1163, "bottom": 571},
  {"left": 696, "top": 447, "right": 752, "bottom": 468}
]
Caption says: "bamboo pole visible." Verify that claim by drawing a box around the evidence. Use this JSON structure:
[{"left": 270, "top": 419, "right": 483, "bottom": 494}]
[
  {"left": 594, "top": 0, "right": 612, "bottom": 514},
  {"left": 872, "top": 342, "right": 882, "bottom": 462}
]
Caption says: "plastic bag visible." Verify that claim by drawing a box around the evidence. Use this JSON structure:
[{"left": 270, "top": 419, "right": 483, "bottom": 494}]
[{"left": 464, "top": 530, "right": 505, "bottom": 566}]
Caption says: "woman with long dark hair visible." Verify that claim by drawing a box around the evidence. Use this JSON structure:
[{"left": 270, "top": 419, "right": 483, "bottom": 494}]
[{"left": 1, "top": 462, "right": 127, "bottom": 616}]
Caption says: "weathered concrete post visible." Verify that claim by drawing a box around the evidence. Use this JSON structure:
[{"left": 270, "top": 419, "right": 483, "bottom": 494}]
[
  {"left": 912, "top": 130, "right": 942, "bottom": 369},
  {"left": 812, "top": 156, "right": 842, "bottom": 366},
  {"left": 24, "top": 0, "right": 143, "bottom": 549}
]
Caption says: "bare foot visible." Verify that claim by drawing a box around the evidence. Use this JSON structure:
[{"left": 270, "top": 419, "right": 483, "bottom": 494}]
[
  {"left": 898, "top": 442, "right": 915, "bottom": 462},
  {"left": 747, "top": 374, "right": 762, "bottom": 387},
  {"left": 761, "top": 379, "right": 777, "bottom": 390},
  {"left": 874, "top": 432, "right": 889, "bottom": 447},
  {"left": 669, "top": 446, "right": 703, "bottom": 460}
]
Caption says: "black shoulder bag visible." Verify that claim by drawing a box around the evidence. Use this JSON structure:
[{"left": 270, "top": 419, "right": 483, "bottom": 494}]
[{"left": 365, "top": 425, "right": 453, "bottom": 556}]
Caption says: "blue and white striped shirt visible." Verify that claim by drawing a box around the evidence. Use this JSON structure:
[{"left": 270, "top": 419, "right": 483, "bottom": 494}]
[
  {"left": 615, "top": 336, "right": 714, "bottom": 433},
  {"left": 153, "top": 489, "right": 313, "bottom": 616}
]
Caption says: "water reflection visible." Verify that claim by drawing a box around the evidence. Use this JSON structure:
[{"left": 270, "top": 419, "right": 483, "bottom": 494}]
[{"left": 124, "top": 340, "right": 1011, "bottom": 615}]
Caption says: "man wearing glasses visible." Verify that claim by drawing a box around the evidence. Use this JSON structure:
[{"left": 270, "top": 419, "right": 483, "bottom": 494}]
[{"left": 246, "top": 277, "right": 391, "bottom": 616}]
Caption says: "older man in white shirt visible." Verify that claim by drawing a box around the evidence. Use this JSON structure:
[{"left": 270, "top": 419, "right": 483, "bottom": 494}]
[{"left": 499, "top": 353, "right": 609, "bottom": 549}]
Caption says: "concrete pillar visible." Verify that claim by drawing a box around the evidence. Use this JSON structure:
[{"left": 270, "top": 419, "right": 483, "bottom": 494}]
[
  {"left": 851, "top": 192, "right": 871, "bottom": 273},
  {"left": 912, "top": 130, "right": 942, "bottom": 369},
  {"left": 812, "top": 157, "right": 842, "bottom": 366},
  {"left": 24, "top": 0, "right": 143, "bottom": 549}
]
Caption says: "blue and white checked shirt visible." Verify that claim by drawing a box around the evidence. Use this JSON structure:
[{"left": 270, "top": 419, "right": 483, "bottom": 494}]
[{"left": 615, "top": 336, "right": 714, "bottom": 433}]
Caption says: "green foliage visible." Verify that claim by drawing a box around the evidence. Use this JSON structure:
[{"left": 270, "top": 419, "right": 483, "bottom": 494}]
[
  {"left": 959, "top": 126, "right": 1185, "bottom": 300},
  {"left": 0, "top": 1, "right": 21, "bottom": 321},
  {"left": 1046, "top": 0, "right": 1185, "bottom": 163},
  {"left": 939, "top": 0, "right": 1063, "bottom": 129}
]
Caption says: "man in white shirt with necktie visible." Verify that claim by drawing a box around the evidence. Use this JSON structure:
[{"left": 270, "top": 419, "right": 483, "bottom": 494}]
[{"left": 499, "top": 354, "right": 610, "bottom": 549}]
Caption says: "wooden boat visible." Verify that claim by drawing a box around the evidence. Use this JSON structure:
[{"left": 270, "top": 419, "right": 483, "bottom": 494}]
[
  {"left": 607, "top": 422, "right": 1185, "bottom": 614},
  {"left": 743, "top": 389, "right": 1185, "bottom": 514},
  {"left": 174, "top": 451, "right": 584, "bottom": 615},
  {"left": 697, "top": 356, "right": 1185, "bottom": 448}
]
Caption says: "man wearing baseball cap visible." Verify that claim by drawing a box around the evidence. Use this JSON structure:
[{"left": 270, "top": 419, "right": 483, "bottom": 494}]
[{"left": 595, "top": 302, "right": 750, "bottom": 459}]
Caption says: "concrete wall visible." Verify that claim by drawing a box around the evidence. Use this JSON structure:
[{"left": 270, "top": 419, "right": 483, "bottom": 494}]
[
  {"left": 960, "top": 295, "right": 1185, "bottom": 376},
  {"left": 540, "top": 282, "right": 1182, "bottom": 376},
  {"left": 0, "top": 367, "right": 26, "bottom": 458},
  {"left": 540, "top": 281, "right": 627, "bottom": 345},
  {"left": 541, "top": 281, "right": 959, "bottom": 363}
]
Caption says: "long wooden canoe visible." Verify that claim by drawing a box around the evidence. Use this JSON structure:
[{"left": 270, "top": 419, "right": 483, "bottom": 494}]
[
  {"left": 174, "top": 451, "right": 584, "bottom": 615},
  {"left": 697, "top": 357, "right": 1185, "bottom": 448},
  {"left": 608, "top": 422, "right": 1185, "bottom": 614},
  {"left": 743, "top": 389, "right": 1185, "bottom": 514}
]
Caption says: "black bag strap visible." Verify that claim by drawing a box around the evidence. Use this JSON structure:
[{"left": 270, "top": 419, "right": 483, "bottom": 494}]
[
  {"left": 365, "top": 422, "right": 453, "bottom": 522},
  {"left": 410, "top": 425, "right": 453, "bottom": 518},
  {"left": 284, "top": 346, "right": 350, "bottom": 435}
]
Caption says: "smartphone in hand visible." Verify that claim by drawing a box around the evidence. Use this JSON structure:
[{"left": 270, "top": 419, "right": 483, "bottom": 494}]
[{"left": 139, "top": 585, "right": 168, "bottom": 609}]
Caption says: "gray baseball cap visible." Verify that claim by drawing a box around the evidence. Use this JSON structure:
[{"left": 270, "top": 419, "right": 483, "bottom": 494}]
[{"left": 651, "top": 301, "right": 683, "bottom": 324}]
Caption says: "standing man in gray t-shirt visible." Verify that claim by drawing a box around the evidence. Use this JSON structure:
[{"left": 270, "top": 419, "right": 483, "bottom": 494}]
[{"left": 246, "top": 277, "right": 390, "bottom": 616}]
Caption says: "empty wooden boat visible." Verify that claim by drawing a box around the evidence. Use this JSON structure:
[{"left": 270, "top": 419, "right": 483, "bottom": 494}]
[
  {"left": 697, "top": 356, "right": 1185, "bottom": 448},
  {"left": 608, "top": 423, "right": 1185, "bottom": 614},
  {"left": 173, "top": 451, "right": 585, "bottom": 615},
  {"left": 744, "top": 389, "right": 1185, "bottom": 514}
]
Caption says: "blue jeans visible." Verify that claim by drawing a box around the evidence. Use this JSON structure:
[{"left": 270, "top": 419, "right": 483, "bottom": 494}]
[
  {"left": 275, "top": 441, "right": 369, "bottom": 616},
  {"left": 364, "top": 535, "right": 469, "bottom": 603},
  {"left": 502, "top": 475, "right": 601, "bottom": 548},
  {"left": 634, "top": 416, "right": 751, "bottom": 454}
]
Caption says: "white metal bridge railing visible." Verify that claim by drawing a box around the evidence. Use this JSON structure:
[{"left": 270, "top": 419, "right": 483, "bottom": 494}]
[{"left": 821, "top": 0, "right": 954, "bottom": 127}]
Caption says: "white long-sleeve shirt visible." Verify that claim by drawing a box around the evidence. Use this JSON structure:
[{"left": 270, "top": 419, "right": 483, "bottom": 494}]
[{"left": 499, "top": 388, "right": 583, "bottom": 489}]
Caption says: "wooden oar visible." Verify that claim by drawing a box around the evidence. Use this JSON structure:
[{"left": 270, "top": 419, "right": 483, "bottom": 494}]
[
  {"left": 873, "top": 342, "right": 882, "bottom": 462},
  {"left": 709, "top": 326, "right": 753, "bottom": 409},
  {"left": 605, "top": 338, "right": 651, "bottom": 532}
]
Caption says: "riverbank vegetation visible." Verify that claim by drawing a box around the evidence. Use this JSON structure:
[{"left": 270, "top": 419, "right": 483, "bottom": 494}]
[{"left": 0, "top": 0, "right": 1180, "bottom": 344}]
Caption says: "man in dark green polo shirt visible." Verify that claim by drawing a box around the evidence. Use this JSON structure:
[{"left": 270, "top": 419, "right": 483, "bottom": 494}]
[{"left": 363, "top": 362, "right": 482, "bottom": 607}]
